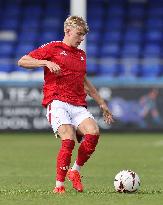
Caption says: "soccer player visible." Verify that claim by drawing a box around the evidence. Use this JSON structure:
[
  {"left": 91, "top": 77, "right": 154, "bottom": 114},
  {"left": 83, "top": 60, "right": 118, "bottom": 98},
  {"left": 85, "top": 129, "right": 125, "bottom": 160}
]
[{"left": 18, "top": 16, "right": 114, "bottom": 194}]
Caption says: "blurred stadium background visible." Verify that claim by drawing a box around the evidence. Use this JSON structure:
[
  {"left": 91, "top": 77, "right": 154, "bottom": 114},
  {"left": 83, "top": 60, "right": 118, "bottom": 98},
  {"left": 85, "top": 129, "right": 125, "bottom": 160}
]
[{"left": 0, "top": 0, "right": 163, "bottom": 132}]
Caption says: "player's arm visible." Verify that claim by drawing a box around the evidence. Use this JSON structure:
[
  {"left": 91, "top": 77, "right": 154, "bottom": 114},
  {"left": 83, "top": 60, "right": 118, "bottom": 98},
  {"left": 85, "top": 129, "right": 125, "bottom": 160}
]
[
  {"left": 18, "top": 55, "right": 60, "bottom": 73},
  {"left": 18, "top": 55, "right": 49, "bottom": 69},
  {"left": 84, "top": 76, "right": 114, "bottom": 124}
]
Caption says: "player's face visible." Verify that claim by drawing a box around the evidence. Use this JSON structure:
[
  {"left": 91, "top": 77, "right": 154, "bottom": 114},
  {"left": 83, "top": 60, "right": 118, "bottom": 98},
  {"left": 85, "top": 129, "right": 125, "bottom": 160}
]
[{"left": 69, "top": 27, "right": 86, "bottom": 47}]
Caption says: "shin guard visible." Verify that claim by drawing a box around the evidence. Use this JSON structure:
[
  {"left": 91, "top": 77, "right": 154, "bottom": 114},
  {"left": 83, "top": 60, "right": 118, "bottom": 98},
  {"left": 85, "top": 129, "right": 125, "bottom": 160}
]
[
  {"left": 76, "top": 134, "right": 99, "bottom": 166},
  {"left": 56, "top": 139, "right": 75, "bottom": 182}
]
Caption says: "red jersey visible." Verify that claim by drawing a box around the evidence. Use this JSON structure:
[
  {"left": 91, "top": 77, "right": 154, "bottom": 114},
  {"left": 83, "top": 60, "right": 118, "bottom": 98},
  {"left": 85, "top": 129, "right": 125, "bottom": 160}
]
[{"left": 29, "top": 41, "right": 87, "bottom": 107}]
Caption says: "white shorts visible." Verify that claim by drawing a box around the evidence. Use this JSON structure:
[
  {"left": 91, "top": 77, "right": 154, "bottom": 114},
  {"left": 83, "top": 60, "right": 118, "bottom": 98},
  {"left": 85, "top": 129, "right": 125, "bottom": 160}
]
[{"left": 46, "top": 100, "right": 94, "bottom": 133}]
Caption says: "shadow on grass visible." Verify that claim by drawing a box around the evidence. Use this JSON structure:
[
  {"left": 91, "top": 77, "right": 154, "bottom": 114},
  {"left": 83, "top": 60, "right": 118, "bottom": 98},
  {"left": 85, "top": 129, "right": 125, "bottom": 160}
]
[{"left": 0, "top": 188, "right": 162, "bottom": 196}]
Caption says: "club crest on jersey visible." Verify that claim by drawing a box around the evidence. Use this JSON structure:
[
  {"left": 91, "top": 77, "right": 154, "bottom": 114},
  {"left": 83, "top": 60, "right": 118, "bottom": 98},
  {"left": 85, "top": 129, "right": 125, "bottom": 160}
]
[
  {"left": 60, "top": 51, "right": 67, "bottom": 56},
  {"left": 81, "top": 56, "right": 84, "bottom": 61}
]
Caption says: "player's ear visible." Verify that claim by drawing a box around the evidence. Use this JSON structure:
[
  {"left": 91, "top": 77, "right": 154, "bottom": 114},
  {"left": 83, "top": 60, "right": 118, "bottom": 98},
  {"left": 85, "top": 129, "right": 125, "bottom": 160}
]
[{"left": 64, "top": 27, "right": 71, "bottom": 36}]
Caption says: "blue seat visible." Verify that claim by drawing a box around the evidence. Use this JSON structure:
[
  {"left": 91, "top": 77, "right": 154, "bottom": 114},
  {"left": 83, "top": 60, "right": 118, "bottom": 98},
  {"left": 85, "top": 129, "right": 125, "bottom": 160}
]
[
  {"left": 127, "top": 6, "right": 145, "bottom": 18},
  {"left": 146, "top": 18, "right": 163, "bottom": 28},
  {"left": 119, "top": 62, "right": 141, "bottom": 77},
  {"left": 21, "top": 19, "right": 40, "bottom": 30},
  {"left": 124, "top": 30, "right": 142, "bottom": 42},
  {"left": 148, "top": 7, "right": 163, "bottom": 16},
  {"left": 109, "top": 0, "right": 125, "bottom": 3},
  {"left": 0, "top": 19, "right": 18, "bottom": 30},
  {"left": 87, "top": 44, "right": 98, "bottom": 57},
  {"left": 42, "top": 17, "right": 62, "bottom": 29},
  {"left": 45, "top": 9, "right": 64, "bottom": 19},
  {"left": 4, "top": 5, "right": 20, "bottom": 16},
  {"left": 88, "top": 19, "right": 103, "bottom": 30},
  {"left": 23, "top": 6, "right": 42, "bottom": 16},
  {"left": 100, "top": 44, "right": 120, "bottom": 57},
  {"left": 88, "top": 10, "right": 104, "bottom": 20},
  {"left": 103, "top": 31, "right": 122, "bottom": 42},
  {"left": 40, "top": 31, "right": 59, "bottom": 42},
  {"left": 105, "top": 17, "right": 123, "bottom": 30},
  {"left": 141, "top": 60, "right": 161, "bottom": 77},
  {"left": 107, "top": 6, "right": 124, "bottom": 16},
  {"left": 19, "top": 31, "right": 38, "bottom": 42},
  {"left": 99, "top": 60, "right": 118, "bottom": 76},
  {"left": 0, "top": 43, "right": 14, "bottom": 57},
  {"left": 0, "top": 64, "right": 13, "bottom": 72},
  {"left": 145, "top": 30, "right": 162, "bottom": 42},
  {"left": 87, "top": 32, "right": 100, "bottom": 43},
  {"left": 87, "top": 60, "right": 98, "bottom": 75},
  {"left": 15, "top": 44, "right": 35, "bottom": 58},
  {"left": 149, "top": 0, "right": 163, "bottom": 6},
  {"left": 159, "top": 65, "right": 163, "bottom": 76},
  {"left": 121, "top": 43, "right": 140, "bottom": 56},
  {"left": 143, "top": 44, "right": 161, "bottom": 56}
]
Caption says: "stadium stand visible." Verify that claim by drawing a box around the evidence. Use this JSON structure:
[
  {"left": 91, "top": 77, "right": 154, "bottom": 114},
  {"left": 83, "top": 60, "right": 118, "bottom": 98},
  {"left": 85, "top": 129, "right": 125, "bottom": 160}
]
[{"left": 0, "top": 0, "right": 163, "bottom": 80}]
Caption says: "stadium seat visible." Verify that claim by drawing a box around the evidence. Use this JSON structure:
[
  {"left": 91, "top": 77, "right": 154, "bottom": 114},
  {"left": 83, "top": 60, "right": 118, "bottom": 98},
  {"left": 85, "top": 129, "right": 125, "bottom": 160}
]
[
  {"left": 88, "top": 7, "right": 104, "bottom": 18},
  {"left": 143, "top": 44, "right": 161, "bottom": 57},
  {"left": 100, "top": 43, "right": 120, "bottom": 57},
  {"left": 42, "top": 17, "right": 62, "bottom": 29},
  {"left": 0, "top": 42, "right": 14, "bottom": 58},
  {"left": 40, "top": 31, "right": 59, "bottom": 42},
  {"left": 88, "top": 19, "right": 103, "bottom": 30},
  {"left": 99, "top": 59, "right": 118, "bottom": 76},
  {"left": 124, "top": 30, "right": 142, "bottom": 42},
  {"left": 21, "top": 19, "right": 40, "bottom": 30},
  {"left": 0, "top": 64, "right": 13, "bottom": 72},
  {"left": 148, "top": 7, "right": 163, "bottom": 16},
  {"left": 87, "top": 60, "right": 98, "bottom": 76},
  {"left": 4, "top": 5, "right": 20, "bottom": 17},
  {"left": 87, "top": 44, "right": 98, "bottom": 57},
  {"left": 15, "top": 43, "right": 35, "bottom": 59},
  {"left": 141, "top": 59, "right": 161, "bottom": 77},
  {"left": 103, "top": 31, "right": 122, "bottom": 42},
  {"left": 18, "top": 31, "right": 38, "bottom": 43},
  {"left": 119, "top": 61, "right": 141, "bottom": 77},
  {"left": 107, "top": 6, "right": 124, "bottom": 17},
  {"left": 0, "top": 19, "right": 19, "bottom": 30},
  {"left": 121, "top": 43, "right": 141, "bottom": 56},
  {"left": 127, "top": 5, "right": 145, "bottom": 18},
  {"left": 145, "top": 30, "right": 162, "bottom": 42},
  {"left": 105, "top": 17, "right": 124, "bottom": 30},
  {"left": 146, "top": 18, "right": 163, "bottom": 28},
  {"left": 87, "top": 32, "right": 100, "bottom": 43},
  {"left": 0, "top": 0, "right": 163, "bottom": 79}
]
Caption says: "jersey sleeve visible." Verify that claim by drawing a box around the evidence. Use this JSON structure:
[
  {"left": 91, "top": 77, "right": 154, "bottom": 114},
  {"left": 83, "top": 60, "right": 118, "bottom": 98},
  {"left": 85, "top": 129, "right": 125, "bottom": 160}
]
[{"left": 28, "top": 42, "right": 54, "bottom": 60}]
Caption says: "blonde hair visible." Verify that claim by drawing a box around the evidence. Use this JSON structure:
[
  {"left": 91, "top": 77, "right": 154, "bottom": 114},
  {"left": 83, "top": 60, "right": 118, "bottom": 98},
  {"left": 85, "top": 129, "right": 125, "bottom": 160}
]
[{"left": 64, "top": 15, "right": 89, "bottom": 34}]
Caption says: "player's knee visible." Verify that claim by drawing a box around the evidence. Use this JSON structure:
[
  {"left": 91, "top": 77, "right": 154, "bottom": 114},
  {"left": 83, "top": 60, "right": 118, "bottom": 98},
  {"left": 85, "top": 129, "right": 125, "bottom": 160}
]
[
  {"left": 88, "top": 126, "right": 100, "bottom": 136},
  {"left": 58, "top": 125, "right": 75, "bottom": 140}
]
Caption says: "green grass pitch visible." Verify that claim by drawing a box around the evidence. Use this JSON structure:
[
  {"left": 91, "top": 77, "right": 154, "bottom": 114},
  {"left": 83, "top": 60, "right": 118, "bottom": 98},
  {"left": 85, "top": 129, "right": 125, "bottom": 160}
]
[{"left": 0, "top": 132, "right": 163, "bottom": 205}]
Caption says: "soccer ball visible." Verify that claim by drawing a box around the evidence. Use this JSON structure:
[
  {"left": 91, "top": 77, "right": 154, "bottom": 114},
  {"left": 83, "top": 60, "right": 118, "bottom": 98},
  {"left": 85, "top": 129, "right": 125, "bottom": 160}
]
[{"left": 114, "top": 170, "right": 140, "bottom": 193}]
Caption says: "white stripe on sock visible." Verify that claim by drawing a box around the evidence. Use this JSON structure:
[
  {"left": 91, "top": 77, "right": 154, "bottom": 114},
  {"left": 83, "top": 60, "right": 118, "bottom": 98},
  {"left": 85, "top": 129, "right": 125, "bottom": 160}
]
[
  {"left": 56, "top": 181, "right": 64, "bottom": 187},
  {"left": 71, "top": 161, "right": 81, "bottom": 172}
]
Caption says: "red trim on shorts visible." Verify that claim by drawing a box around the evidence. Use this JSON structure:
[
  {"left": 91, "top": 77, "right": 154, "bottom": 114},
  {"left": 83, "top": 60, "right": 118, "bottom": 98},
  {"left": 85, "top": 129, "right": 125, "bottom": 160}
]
[{"left": 48, "top": 103, "right": 51, "bottom": 124}]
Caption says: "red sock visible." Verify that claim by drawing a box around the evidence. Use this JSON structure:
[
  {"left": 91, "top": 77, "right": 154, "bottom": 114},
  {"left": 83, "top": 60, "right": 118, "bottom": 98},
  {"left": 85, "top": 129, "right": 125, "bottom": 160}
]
[
  {"left": 56, "top": 139, "right": 75, "bottom": 182},
  {"left": 76, "top": 134, "right": 99, "bottom": 166}
]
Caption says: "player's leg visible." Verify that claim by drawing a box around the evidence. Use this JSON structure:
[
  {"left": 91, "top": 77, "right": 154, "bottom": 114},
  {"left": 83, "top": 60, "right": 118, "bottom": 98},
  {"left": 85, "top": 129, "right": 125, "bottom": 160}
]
[
  {"left": 46, "top": 100, "right": 76, "bottom": 193},
  {"left": 76, "top": 129, "right": 84, "bottom": 143},
  {"left": 72, "top": 118, "right": 99, "bottom": 171},
  {"left": 67, "top": 106, "right": 100, "bottom": 192},
  {"left": 54, "top": 124, "right": 76, "bottom": 193}
]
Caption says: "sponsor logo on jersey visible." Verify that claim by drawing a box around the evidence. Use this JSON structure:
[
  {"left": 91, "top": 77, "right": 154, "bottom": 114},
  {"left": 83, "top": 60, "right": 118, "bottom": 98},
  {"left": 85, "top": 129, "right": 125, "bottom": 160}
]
[{"left": 60, "top": 51, "right": 68, "bottom": 56}]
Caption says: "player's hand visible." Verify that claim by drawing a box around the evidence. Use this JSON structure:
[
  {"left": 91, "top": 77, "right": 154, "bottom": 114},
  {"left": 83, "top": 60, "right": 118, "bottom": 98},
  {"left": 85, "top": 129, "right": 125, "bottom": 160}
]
[
  {"left": 46, "top": 61, "right": 61, "bottom": 74},
  {"left": 100, "top": 103, "right": 114, "bottom": 124}
]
